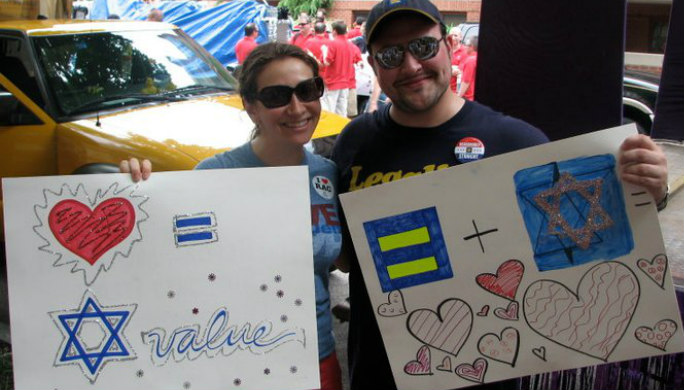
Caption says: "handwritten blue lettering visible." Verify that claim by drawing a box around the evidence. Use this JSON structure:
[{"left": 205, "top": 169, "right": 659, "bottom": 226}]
[{"left": 141, "top": 307, "right": 303, "bottom": 366}]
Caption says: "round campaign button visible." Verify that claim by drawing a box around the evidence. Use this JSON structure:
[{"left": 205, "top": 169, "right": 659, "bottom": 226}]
[
  {"left": 454, "top": 137, "right": 485, "bottom": 163},
  {"left": 312, "top": 176, "right": 334, "bottom": 199}
]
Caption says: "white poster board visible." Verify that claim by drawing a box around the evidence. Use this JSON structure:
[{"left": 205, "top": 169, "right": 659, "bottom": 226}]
[
  {"left": 2, "top": 167, "right": 319, "bottom": 390},
  {"left": 339, "top": 125, "right": 684, "bottom": 390}
]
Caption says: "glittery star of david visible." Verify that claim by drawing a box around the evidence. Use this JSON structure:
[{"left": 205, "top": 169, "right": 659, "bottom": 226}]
[
  {"left": 534, "top": 172, "right": 613, "bottom": 250},
  {"left": 49, "top": 291, "right": 137, "bottom": 383}
]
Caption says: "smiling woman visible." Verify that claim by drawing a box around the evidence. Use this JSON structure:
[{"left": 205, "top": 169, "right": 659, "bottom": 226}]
[{"left": 122, "top": 42, "right": 346, "bottom": 390}]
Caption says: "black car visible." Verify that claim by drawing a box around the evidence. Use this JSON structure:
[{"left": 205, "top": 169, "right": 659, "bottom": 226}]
[{"left": 622, "top": 69, "right": 659, "bottom": 134}]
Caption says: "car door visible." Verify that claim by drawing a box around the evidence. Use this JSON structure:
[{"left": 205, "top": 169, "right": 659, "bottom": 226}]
[
  {"left": 0, "top": 70, "right": 57, "bottom": 239},
  {"left": 0, "top": 33, "right": 57, "bottom": 179}
]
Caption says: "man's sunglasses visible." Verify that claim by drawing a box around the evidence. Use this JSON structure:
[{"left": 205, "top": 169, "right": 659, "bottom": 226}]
[
  {"left": 374, "top": 36, "right": 446, "bottom": 69},
  {"left": 255, "top": 77, "right": 325, "bottom": 109}
]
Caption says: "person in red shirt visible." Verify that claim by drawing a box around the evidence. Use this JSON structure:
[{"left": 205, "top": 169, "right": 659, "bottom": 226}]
[
  {"left": 235, "top": 23, "right": 259, "bottom": 64},
  {"left": 305, "top": 22, "right": 332, "bottom": 78},
  {"left": 459, "top": 36, "right": 478, "bottom": 101},
  {"left": 448, "top": 27, "right": 468, "bottom": 93},
  {"left": 290, "top": 17, "right": 313, "bottom": 49},
  {"left": 322, "top": 21, "right": 361, "bottom": 116},
  {"left": 347, "top": 16, "right": 365, "bottom": 39}
]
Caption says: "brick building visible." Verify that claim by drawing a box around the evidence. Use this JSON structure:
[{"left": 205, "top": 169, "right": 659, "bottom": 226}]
[{"left": 270, "top": 0, "right": 671, "bottom": 73}]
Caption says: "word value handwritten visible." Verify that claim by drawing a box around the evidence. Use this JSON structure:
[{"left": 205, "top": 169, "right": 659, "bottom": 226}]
[{"left": 141, "top": 307, "right": 304, "bottom": 365}]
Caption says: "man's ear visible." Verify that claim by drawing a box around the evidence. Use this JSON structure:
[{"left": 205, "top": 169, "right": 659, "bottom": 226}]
[{"left": 367, "top": 54, "right": 379, "bottom": 77}]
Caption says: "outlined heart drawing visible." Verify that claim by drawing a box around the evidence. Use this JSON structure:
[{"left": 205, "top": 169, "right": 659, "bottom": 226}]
[
  {"left": 476, "top": 259, "right": 524, "bottom": 301},
  {"left": 407, "top": 298, "right": 473, "bottom": 357},
  {"left": 635, "top": 319, "right": 677, "bottom": 351},
  {"left": 637, "top": 254, "right": 668, "bottom": 289},
  {"left": 378, "top": 290, "right": 407, "bottom": 317},
  {"left": 532, "top": 346, "right": 547, "bottom": 361},
  {"left": 477, "top": 327, "right": 520, "bottom": 367},
  {"left": 455, "top": 358, "right": 488, "bottom": 383},
  {"left": 436, "top": 356, "right": 452, "bottom": 372},
  {"left": 403, "top": 345, "right": 432, "bottom": 375},
  {"left": 523, "top": 262, "right": 640, "bottom": 361},
  {"left": 494, "top": 301, "right": 519, "bottom": 321},
  {"left": 49, "top": 198, "right": 136, "bottom": 264}
]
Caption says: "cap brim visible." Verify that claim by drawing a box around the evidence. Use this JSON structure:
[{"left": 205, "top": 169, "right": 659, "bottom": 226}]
[{"left": 366, "top": 8, "right": 441, "bottom": 44}]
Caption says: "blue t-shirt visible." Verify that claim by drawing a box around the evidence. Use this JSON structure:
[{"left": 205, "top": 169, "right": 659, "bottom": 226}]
[{"left": 196, "top": 142, "right": 342, "bottom": 360}]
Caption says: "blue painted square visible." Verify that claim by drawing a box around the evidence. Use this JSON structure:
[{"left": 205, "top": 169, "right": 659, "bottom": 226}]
[
  {"left": 514, "top": 154, "right": 634, "bottom": 271},
  {"left": 363, "top": 207, "right": 453, "bottom": 292}
]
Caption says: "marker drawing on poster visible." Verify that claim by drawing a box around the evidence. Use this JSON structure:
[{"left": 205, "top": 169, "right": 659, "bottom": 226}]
[
  {"left": 3, "top": 168, "right": 319, "bottom": 390},
  {"left": 339, "top": 125, "right": 684, "bottom": 390}
]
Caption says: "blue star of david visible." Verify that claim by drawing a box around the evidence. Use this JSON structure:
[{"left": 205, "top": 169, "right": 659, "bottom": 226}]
[
  {"left": 514, "top": 155, "right": 634, "bottom": 271},
  {"left": 50, "top": 291, "right": 137, "bottom": 383}
]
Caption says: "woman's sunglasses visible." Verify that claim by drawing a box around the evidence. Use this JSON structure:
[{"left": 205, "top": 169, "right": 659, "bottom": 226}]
[
  {"left": 256, "top": 77, "right": 325, "bottom": 109},
  {"left": 374, "top": 36, "right": 446, "bottom": 69}
]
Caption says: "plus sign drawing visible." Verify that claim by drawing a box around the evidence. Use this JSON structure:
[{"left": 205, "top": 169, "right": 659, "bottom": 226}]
[{"left": 49, "top": 291, "right": 137, "bottom": 383}]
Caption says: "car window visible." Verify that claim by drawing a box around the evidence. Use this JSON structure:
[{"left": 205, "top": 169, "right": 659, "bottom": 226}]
[
  {"left": 0, "top": 36, "right": 45, "bottom": 107},
  {"left": 31, "top": 29, "right": 236, "bottom": 116},
  {"left": 0, "top": 85, "right": 42, "bottom": 126}
]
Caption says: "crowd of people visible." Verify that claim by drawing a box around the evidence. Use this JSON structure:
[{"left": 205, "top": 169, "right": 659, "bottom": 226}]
[
  {"left": 122, "top": 1, "right": 670, "bottom": 390},
  {"left": 231, "top": 5, "right": 485, "bottom": 120},
  {"left": 139, "top": 1, "right": 481, "bottom": 116}
]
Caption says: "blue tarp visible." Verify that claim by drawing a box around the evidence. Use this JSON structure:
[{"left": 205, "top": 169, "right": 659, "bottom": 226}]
[{"left": 90, "top": 0, "right": 273, "bottom": 66}]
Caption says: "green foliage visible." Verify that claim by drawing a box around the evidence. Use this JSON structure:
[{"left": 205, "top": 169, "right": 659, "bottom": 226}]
[{"left": 278, "top": 0, "right": 332, "bottom": 19}]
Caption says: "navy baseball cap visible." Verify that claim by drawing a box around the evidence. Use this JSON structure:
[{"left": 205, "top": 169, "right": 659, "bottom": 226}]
[{"left": 364, "top": 0, "right": 446, "bottom": 45}]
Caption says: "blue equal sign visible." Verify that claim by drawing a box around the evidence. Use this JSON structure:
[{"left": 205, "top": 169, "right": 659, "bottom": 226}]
[
  {"left": 363, "top": 207, "right": 453, "bottom": 292},
  {"left": 173, "top": 212, "right": 218, "bottom": 247}
]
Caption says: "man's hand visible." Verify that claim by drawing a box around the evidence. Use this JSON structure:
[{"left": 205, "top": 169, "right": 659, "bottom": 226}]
[
  {"left": 618, "top": 134, "right": 668, "bottom": 203},
  {"left": 119, "top": 158, "right": 152, "bottom": 182}
]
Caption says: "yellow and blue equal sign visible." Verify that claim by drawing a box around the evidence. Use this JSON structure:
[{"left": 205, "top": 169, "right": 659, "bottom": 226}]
[
  {"left": 173, "top": 212, "right": 218, "bottom": 247},
  {"left": 363, "top": 207, "right": 453, "bottom": 292}
]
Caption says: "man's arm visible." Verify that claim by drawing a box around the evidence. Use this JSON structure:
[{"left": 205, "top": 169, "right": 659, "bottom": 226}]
[
  {"left": 618, "top": 134, "right": 669, "bottom": 208},
  {"left": 458, "top": 80, "right": 470, "bottom": 98},
  {"left": 367, "top": 76, "right": 382, "bottom": 112}
]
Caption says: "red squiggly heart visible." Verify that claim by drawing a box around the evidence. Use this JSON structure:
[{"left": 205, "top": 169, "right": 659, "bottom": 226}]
[
  {"left": 48, "top": 198, "right": 135, "bottom": 265},
  {"left": 476, "top": 259, "right": 524, "bottom": 301}
]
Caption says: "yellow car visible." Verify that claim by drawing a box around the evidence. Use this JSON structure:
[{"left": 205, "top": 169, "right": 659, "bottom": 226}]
[{"left": 0, "top": 20, "right": 349, "bottom": 239}]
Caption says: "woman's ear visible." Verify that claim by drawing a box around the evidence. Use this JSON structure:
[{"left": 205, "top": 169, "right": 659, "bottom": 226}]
[{"left": 243, "top": 99, "right": 260, "bottom": 126}]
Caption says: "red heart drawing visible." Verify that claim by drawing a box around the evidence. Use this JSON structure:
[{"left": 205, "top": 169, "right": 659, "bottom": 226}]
[
  {"left": 321, "top": 178, "right": 329, "bottom": 184},
  {"left": 476, "top": 259, "right": 525, "bottom": 301},
  {"left": 48, "top": 198, "right": 136, "bottom": 265},
  {"left": 635, "top": 319, "right": 677, "bottom": 351},
  {"left": 455, "top": 358, "right": 488, "bottom": 383},
  {"left": 637, "top": 254, "right": 668, "bottom": 289},
  {"left": 403, "top": 345, "right": 431, "bottom": 375}
]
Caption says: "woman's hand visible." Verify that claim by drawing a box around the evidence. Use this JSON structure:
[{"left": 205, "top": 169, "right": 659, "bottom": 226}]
[{"left": 119, "top": 158, "right": 152, "bottom": 182}]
